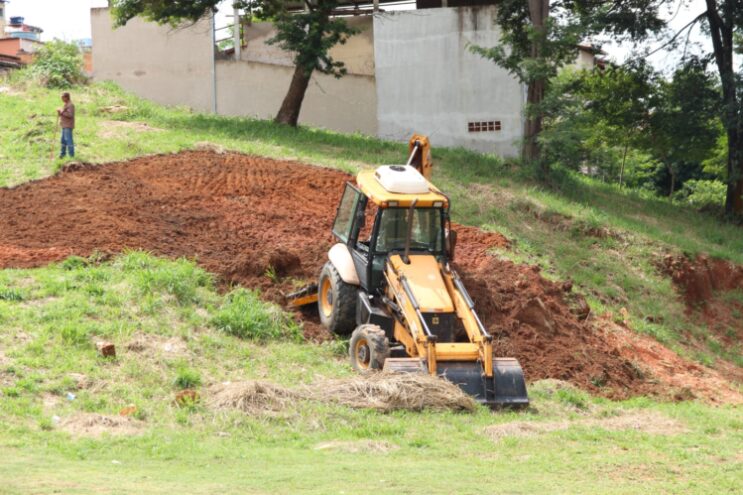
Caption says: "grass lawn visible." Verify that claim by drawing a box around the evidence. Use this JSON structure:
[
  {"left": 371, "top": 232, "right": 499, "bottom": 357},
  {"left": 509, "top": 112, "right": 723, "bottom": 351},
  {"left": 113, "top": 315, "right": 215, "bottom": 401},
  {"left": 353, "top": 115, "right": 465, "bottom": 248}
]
[{"left": 1, "top": 80, "right": 742, "bottom": 494}]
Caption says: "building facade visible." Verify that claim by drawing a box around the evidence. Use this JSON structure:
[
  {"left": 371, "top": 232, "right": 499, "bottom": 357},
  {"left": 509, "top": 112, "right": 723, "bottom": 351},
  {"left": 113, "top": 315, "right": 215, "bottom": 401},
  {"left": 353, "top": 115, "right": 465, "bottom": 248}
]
[{"left": 91, "top": 6, "right": 598, "bottom": 155}]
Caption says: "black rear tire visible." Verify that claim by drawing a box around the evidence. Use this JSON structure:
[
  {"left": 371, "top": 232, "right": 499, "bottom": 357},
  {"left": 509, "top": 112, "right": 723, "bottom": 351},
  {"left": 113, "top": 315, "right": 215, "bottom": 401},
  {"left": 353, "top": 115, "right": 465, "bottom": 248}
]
[
  {"left": 349, "top": 324, "right": 390, "bottom": 372},
  {"left": 317, "top": 261, "right": 357, "bottom": 336}
]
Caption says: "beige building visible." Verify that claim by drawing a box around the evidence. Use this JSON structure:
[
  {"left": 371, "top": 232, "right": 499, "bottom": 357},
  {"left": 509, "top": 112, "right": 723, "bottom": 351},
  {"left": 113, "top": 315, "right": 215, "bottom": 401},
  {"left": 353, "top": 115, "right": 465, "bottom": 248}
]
[{"left": 91, "top": 6, "right": 603, "bottom": 156}]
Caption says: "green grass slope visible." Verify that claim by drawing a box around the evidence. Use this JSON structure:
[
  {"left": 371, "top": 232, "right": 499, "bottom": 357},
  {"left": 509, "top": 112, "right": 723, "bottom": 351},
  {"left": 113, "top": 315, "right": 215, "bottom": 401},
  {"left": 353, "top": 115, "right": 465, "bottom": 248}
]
[
  {"left": 1, "top": 81, "right": 740, "bottom": 369},
  {"left": 1, "top": 81, "right": 742, "bottom": 493}
]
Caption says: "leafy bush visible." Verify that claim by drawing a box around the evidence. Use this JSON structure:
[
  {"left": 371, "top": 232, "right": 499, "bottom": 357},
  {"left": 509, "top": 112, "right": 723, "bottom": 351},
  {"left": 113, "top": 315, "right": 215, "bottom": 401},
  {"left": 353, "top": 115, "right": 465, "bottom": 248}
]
[
  {"left": 28, "top": 40, "right": 86, "bottom": 89},
  {"left": 674, "top": 179, "right": 726, "bottom": 212},
  {"left": 174, "top": 365, "right": 202, "bottom": 390},
  {"left": 211, "top": 288, "right": 301, "bottom": 341}
]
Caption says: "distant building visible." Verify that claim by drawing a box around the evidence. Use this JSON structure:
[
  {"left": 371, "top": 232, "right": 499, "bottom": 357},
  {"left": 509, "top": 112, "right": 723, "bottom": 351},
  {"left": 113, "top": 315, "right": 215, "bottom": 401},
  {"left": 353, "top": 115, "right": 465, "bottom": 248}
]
[
  {"left": 5, "top": 15, "right": 43, "bottom": 41},
  {"left": 0, "top": 37, "right": 41, "bottom": 64},
  {"left": 0, "top": 6, "right": 43, "bottom": 65},
  {"left": 0, "top": 1, "right": 6, "bottom": 35},
  {"left": 92, "top": 5, "right": 606, "bottom": 156}
]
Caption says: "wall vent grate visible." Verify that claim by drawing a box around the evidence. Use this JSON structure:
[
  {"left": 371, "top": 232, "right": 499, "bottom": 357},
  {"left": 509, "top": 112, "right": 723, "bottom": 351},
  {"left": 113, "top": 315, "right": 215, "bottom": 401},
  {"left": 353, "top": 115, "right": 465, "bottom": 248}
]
[{"left": 468, "top": 121, "right": 501, "bottom": 133}]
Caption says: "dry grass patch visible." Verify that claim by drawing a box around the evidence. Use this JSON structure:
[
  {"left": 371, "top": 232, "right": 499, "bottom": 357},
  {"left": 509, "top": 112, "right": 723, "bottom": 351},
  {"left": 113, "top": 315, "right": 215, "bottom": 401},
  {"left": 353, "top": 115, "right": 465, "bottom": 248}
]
[
  {"left": 59, "top": 413, "right": 144, "bottom": 438},
  {"left": 314, "top": 440, "right": 399, "bottom": 454},
  {"left": 207, "top": 381, "right": 299, "bottom": 415},
  {"left": 98, "top": 120, "right": 163, "bottom": 139},
  {"left": 207, "top": 373, "right": 477, "bottom": 414},
  {"left": 308, "top": 373, "right": 476, "bottom": 412},
  {"left": 485, "top": 410, "right": 687, "bottom": 442}
]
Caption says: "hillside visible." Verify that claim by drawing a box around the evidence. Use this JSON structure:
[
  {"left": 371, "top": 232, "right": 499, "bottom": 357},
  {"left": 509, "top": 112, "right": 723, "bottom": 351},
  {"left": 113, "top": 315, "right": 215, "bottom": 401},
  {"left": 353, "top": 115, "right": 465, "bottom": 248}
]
[{"left": 0, "top": 81, "right": 741, "bottom": 494}]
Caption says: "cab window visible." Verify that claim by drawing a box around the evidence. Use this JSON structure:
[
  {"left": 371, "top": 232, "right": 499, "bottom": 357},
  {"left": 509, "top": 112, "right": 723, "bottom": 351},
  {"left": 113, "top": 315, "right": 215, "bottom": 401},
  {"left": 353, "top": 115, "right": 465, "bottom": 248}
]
[
  {"left": 374, "top": 208, "right": 443, "bottom": 253},
  {"left": 332, "top": 183, "right": 361, "bottom": 243}
]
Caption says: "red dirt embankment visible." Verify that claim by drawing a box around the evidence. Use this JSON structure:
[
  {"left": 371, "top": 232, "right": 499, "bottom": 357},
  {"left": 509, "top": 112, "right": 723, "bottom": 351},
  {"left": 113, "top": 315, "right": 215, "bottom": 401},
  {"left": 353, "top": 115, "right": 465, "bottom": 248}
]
[
  {"left": 659, "top": 255, "right": 743, "bottom": 385},
  {"left": 0, "top": 151, "right": 739, "bottom": 403}
]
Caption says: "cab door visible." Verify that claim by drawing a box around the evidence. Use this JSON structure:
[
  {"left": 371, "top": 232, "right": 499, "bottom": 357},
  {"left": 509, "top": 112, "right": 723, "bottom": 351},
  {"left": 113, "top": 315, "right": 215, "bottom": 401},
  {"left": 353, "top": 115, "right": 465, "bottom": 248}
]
[{"left": 331, "top": 183, "right": 371, "bottom": 290}]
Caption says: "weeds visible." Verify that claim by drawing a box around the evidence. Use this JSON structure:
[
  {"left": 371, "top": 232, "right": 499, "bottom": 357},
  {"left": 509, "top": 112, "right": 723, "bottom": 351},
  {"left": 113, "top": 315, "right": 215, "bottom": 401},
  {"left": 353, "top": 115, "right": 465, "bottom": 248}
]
[
  {"left": 173, "top": 365, "right": 202, "bottom": 390},
  {"left": 211, "top": 288, "right": 302, "bottom": 342}
]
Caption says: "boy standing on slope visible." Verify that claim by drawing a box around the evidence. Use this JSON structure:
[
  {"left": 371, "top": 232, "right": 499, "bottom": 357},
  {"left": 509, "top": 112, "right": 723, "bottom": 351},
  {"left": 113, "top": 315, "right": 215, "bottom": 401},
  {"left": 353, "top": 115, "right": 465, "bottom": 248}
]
[{"left": 57, "top": 92, "right": 75, "bottom": 159}]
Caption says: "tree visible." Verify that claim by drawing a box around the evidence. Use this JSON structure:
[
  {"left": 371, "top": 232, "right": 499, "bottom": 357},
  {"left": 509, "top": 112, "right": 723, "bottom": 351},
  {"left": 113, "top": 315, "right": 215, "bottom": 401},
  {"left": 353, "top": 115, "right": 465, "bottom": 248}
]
[
  {"left": 29, "top": 40, "right": 86, "bottom": 89},
  {"left": 700, "top": 0, "right": 743, "bottom": 214},
  {"left": 541, "top": 58, "right": 720, "bottom": 196},
  {"left": 470, "top": 0, "right": 665, "bottom": 168},
  {"left": 111, "top": 0, "right": 357, "bottom": 127},
  {"left": 469, "top": 0, "right": 581, "bottom": 166},
  {"left": 625, "top": 0, "right": 743, "bottom": 214},
  {"left": 642, "top": 58, "right": 721, "bottom": 196}
]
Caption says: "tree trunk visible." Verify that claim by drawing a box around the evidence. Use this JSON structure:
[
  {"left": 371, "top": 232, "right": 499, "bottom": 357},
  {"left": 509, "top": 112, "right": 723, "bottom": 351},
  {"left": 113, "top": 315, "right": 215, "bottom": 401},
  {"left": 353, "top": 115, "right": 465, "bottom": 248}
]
[
  {"left": 523, "top": 80, "right": 545, "bottom": 163},
  {"left": 619, "top": 140, "right": 629, "bottom": 188},
  {"left": 705, "top": 1, "right": 742, "bottom": 215},
  {"left": 668, "top": 167, "right": 676, "bottom": 197},
  {"left": 523, "top": 0, "right": 549, "bottom": 167},
  {"left": 275, "top": 65, "right": 313, "bottom": 127}
]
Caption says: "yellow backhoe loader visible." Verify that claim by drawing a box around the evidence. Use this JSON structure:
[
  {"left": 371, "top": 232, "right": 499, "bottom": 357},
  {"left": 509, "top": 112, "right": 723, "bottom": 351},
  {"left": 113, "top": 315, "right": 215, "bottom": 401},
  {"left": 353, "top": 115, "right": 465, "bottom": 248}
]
[{"left": 289, "top": 136, "right": 528, "bottom": 408}]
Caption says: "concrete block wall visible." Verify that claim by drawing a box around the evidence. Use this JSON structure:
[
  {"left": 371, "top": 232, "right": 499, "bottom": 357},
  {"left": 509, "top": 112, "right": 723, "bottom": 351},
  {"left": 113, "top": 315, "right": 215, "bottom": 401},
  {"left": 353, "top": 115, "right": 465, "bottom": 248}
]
[
  {"left": 373, "top": 6, "right": 524, "bottom": 156},
  {"left": 90, "top": 6, "right": 525, "bottom": 156}
]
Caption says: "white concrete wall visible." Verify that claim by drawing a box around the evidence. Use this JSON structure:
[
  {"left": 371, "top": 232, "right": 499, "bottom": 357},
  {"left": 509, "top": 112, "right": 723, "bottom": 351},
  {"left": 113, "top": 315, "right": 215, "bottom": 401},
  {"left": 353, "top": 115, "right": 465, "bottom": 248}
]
[
  {"left": 91, "top": 8, "right": 376, "bottom": 133},
  {"left": 91, "top": 6, "right": 526, "bottom": 156},
  {"left": 91, "top": 8, "right": 215, "bottom": 112},
  {"left": 373, "top": 6, "right": 524, "bottom": 156},
  {"left": 242, "top": 17, "right": 375, "bottom": 76},
  {"left": 216, "top": 60, "right": 377, "bottom": 134}
]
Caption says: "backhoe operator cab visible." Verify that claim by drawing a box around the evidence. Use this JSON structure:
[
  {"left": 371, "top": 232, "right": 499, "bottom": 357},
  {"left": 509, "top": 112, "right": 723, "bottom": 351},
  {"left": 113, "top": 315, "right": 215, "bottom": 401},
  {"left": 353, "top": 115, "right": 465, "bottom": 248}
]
[{"left": 318, "top": 165, "right": 455, "bottom": 336}]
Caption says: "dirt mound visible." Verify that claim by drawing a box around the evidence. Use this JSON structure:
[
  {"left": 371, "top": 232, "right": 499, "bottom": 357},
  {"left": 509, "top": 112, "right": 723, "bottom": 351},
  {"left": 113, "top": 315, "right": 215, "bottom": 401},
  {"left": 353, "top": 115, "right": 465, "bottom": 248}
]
[
  {"left": 458, "top": 259, "right": 655, "bottom": 399},
  {"left": 604, "top": 320, "right": 743, "bottom": 403},
  {"left": 0, "top": 151, "right": 737, "bottom": 400},
  {"left": 661, "top": 254, "right": 743, "bottom": 307},
  {"left": 660, "top": 255, "right": 743, "bottom": 369}
]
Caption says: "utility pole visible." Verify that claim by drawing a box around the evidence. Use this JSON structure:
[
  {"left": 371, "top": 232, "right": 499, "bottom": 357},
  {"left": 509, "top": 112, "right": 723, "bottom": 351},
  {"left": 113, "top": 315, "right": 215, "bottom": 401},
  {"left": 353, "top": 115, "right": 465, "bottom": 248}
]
[{"left": 233, "top": 6, "right": 241, "bottom": 61}]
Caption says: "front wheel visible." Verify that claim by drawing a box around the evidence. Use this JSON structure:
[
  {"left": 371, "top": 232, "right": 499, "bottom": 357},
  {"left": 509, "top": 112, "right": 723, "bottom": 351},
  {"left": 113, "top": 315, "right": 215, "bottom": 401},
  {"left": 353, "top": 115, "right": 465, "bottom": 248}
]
[
  {"left": 349, "top": 324, "right": 390, "bottom": 372},
  {"left": 318, "top": 262, "right": 357, "bottom": 336}
]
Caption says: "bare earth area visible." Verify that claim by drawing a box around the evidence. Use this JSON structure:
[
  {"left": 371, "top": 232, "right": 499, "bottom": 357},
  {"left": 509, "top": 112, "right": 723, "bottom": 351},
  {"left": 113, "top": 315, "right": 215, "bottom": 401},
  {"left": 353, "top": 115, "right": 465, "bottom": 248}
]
[{"left": 0, "top": 151, "right": 740, "bottom": 403}]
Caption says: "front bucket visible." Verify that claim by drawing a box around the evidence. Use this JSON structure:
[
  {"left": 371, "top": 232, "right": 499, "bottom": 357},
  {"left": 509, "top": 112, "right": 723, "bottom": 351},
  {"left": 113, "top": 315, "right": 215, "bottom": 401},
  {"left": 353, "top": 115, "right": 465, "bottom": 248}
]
[{"left": 437, "top": 358, "right": 528, "bottom": 409}]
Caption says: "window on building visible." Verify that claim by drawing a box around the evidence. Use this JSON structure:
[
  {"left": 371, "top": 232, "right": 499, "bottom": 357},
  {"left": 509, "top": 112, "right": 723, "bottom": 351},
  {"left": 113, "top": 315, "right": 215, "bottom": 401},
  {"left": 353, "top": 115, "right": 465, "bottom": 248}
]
[{"left": 467, "top": 121, "right": 502, "bottom": 133}]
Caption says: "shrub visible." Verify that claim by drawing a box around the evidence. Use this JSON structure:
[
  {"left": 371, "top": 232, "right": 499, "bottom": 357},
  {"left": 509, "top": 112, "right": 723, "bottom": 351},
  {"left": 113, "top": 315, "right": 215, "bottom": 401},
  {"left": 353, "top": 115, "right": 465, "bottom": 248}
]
[
  {"left": 174, "top": 365, "right": 202, "bottom": 390},
  {"left": 28, "top": 40, "right": 86, "bottom": 89},
  {"left": 117, "top": 252, "right": 213, "bottom": 305},
  {"left": 674, "top": 179, "right": 726, "bottom": 212},
  {"left": 211, "top": 288, "right": 301, "bottom": 341}
]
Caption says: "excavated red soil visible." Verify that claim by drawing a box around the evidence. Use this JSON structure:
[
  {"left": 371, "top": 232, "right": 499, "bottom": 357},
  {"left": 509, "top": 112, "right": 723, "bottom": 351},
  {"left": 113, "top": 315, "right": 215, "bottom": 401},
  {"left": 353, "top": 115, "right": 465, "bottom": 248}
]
[
  {"left": 1, "top": 151, "right": 739, "bottom": 402},
  {"left": 661, "top": 254, "right": 743, "bottom": 309},
  {"left": 661, "top": 255, "right": 743, "bottom": 370}
]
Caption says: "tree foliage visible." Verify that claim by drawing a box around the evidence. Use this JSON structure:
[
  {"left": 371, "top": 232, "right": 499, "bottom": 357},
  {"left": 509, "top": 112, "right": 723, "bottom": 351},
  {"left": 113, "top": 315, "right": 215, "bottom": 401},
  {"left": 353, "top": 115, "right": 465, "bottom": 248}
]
[
  {"left": 469, "top": 0, "right": 665, "bottom": 166},
  {"left": 28, "top": 40, "right": 86, "bottom": 89},
  {"left": 542, "top": 58, "right": 722, "bottom": 200}
]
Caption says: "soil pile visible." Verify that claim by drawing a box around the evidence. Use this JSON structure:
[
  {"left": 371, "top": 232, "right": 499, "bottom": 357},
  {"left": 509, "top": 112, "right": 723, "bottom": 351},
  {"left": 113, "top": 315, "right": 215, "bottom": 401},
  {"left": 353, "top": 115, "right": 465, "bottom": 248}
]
[
  {"left": 0, "top": 151, "right": 739, "bottom": 401},
  {"left": 661, "top": 254, "right": 743, "bottom": 307},
  {"left": 661, "top": 255, "right": 743, "bottom": 364}
]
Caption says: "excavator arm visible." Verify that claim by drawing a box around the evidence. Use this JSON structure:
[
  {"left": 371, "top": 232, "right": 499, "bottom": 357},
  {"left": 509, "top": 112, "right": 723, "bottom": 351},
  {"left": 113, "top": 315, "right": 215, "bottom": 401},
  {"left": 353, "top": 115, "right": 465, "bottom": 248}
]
[{"left": 382, "top": 254, "right": 528, "bottom": 408}]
